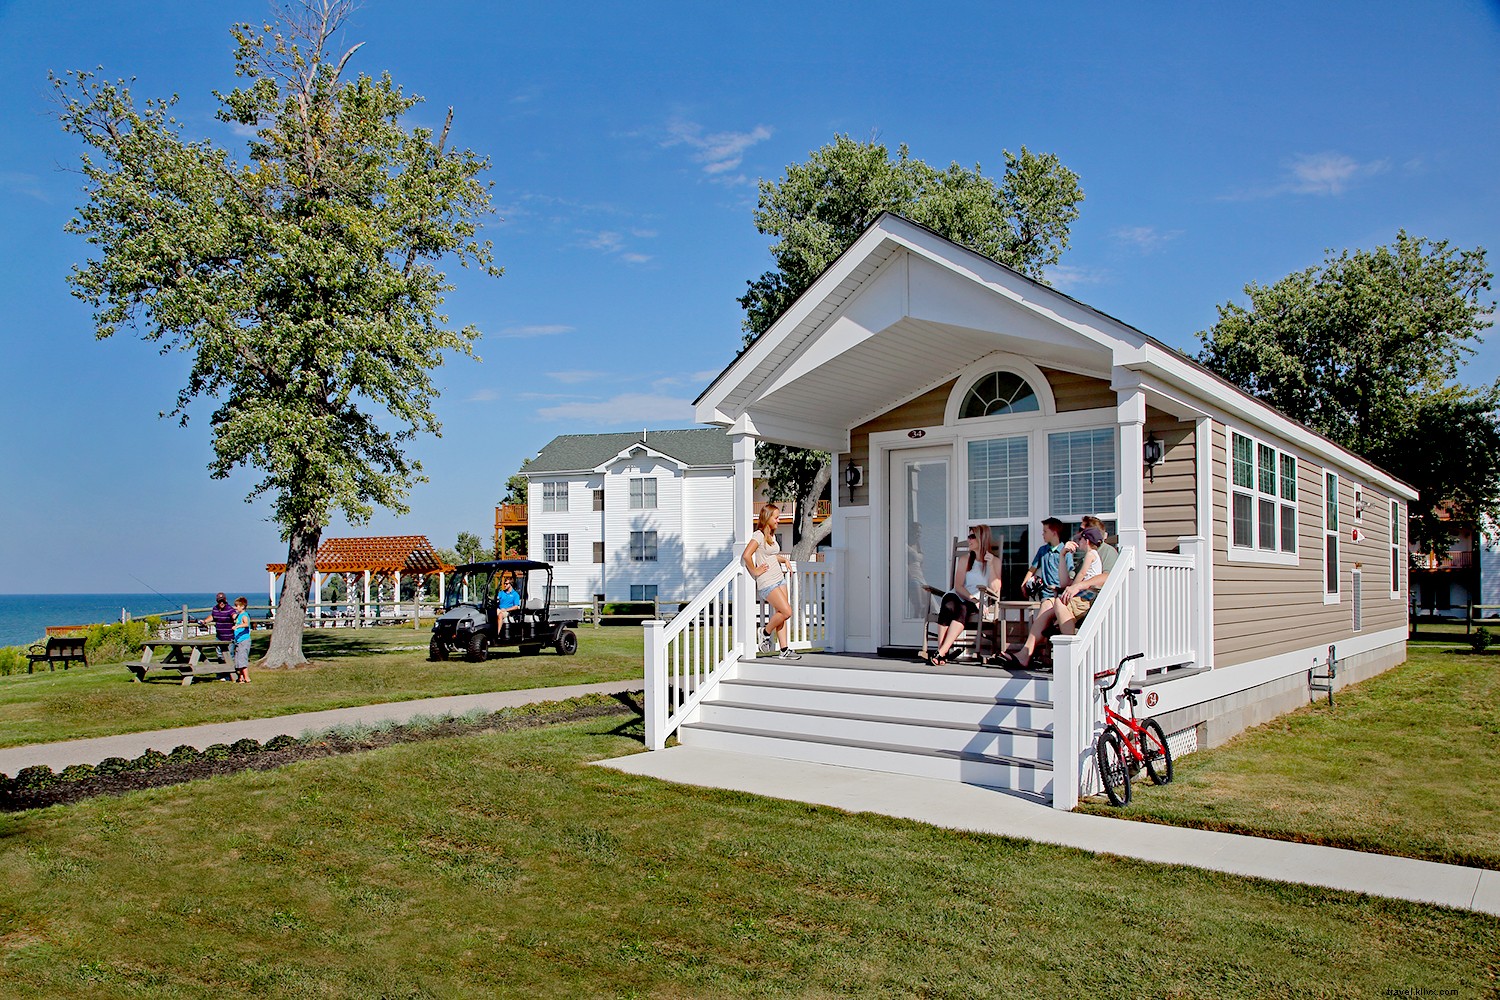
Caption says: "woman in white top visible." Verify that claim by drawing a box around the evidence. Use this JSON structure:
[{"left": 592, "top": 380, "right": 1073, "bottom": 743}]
[
  {"left": 742, "top": 503, "right": 800, "bottom": 659},
  {"left": 929, "top": 523, "right": 1003, "bottom": 666}
]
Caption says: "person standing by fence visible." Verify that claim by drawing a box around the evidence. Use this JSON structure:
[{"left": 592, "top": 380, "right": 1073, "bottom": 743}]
[
  {"left": 231, "top": 597, "right": 252, "bottom": 683},
  {"left": 742, "top": 503, "right": 800, "bottom": 660}
]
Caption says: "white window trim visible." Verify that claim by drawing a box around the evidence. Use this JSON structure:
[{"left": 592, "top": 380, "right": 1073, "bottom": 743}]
[
  {"left": 1324, "top": 470, "right": 1340, "bottom": 604},
  {"left": 542, "top": 481, "right": 569, "bottom": 513},
  {"left": 544, "top": 532, "right": 569, "bottom": 563},
  {"left": 1225, "top": 427, "right": 1299, "bottom": 567},
  {"left": 1389, "top": 499, "right": 1402, "bottom": 600},
  {"left": 630, "top": 530, "right": 658, "bottom": 562},
  {"left": 629, "top": 477, "right": 658, "bottom": 510},
  {"left": 1353, "top": 486, "right": 1364, "bottom": 523}
]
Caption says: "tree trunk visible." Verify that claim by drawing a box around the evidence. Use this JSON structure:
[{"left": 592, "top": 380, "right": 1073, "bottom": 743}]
[
  {"left": 791, "top": 461, "right": 834, "bottom": 562},
  {"left": 263, "top": 519, "right": 322, "bottom": 668}
]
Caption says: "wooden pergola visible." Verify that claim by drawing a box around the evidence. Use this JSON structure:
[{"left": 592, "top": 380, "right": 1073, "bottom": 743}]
[{"left": 265, "top": 535, "right": 456, "bottom": 620}]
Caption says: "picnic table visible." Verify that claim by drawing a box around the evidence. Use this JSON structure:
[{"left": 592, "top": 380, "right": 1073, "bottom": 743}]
[{"left": 129, "top": 637, "right": 234, "bottom": 685}]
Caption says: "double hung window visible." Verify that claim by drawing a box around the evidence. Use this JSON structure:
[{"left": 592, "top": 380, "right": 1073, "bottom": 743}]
[
  {"left": 629, "top": 478, "right": 657, "bottom": 510},
  {"left": 544, "top": 533, "right": 569, "bottom": 563},
  {"left": 1324, "top": 472, "right": 1340, "bottom": 599},
  {"left": 630, "top": 584, "right": 658, "bottom": 601},
  {"left": 1389, "top": 500, "right": 1402, "bottom": 597},
  {"left": 630, "top": 530, "right": 658, "bottom": 562},
  {"left": 542, "top": 482, "right": 568, "bottom": 512},
  {"left": 1229, "top": 430, "right": 1297, "bottom": 561}
]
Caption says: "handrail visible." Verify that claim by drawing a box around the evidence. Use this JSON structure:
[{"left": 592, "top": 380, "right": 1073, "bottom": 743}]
[
  {"left": 644, "top": 558, "right": 745, "bottom": 750},
  {"left": 1050, "top": 546, "right": 1135, "bottom": 810}
]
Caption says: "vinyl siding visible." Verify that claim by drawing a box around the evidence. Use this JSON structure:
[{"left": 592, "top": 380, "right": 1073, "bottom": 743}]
[
  {"left": 1144, "top": 409, "right": 1197, "bottom": 552},
  {"left": 527, "top": 475, "right": 605, "bottom": 601},
  {"left": 604, "top": 454, "right": 685, "bottom": 601},
  {"left": 1210, "top": 421, "right": 1407, "bottom": 667}
]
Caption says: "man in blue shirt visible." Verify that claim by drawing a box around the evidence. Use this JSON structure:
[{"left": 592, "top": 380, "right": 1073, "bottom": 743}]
[
  {"left": 496, "top": 575, "right": 522, "bottom": 635},
  {"left": 1020, "top": 518, "right": 1067, "bottom": 599}
]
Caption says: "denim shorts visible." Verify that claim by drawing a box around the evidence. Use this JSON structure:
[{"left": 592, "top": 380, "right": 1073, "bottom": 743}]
[
  {"left": 233, "top": 638, "right": 251, "bottom": 670},
  {"left": 757, "top": 578, "right": 786, "bottom": 602}
]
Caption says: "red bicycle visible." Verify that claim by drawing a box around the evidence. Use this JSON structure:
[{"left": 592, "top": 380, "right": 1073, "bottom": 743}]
[{"left": 1093, "top": 652, "right": 1174, "bottom": 806}]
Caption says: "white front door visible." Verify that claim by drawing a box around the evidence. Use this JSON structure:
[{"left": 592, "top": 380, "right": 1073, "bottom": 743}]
[{"left": 888, "top": 447, "right": 952, "bottom": 646}]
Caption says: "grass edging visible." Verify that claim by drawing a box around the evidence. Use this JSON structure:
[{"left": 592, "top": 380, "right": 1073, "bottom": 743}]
[{"left": 0, "top": 690, "right": 643, "bottom": 811}]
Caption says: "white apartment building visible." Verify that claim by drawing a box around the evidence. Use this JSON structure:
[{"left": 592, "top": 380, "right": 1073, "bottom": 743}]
[{"left": 525, "top": 428, "right": 745, "bottom": 605}]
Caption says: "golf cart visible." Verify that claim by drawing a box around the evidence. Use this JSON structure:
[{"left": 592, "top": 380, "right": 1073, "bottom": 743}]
[{"left": 429, "top": 559, "right": 582, "bottom": 662}]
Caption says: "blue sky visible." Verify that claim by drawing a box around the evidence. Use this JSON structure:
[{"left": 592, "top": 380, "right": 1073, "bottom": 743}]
[{"left": 1, "top": 0, "right": 1497, "bottom": 594}]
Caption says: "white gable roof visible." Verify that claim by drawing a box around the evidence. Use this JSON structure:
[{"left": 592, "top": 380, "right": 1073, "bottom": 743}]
[{"left": 696, "top": 213, "right": 1416, "bottom": 500}]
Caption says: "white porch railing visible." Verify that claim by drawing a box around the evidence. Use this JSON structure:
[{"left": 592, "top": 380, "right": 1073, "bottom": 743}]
[
  {"left": 1143, "top": 551, "right": 1196, "bottom": 670},
  {"left": 643, "top": 559, "right": 743, "bottom": 751},
  {"left": 1050, "top": 546, "right": 1135, "bottom": 810},
  {"left": 1051, "top": 544, "right": 1202, "bottom": 809},
  {"left": 763, "top": 560, "right": 835, "bottom": 649},
  {"left": 644, "top": 558, "right": 838, "bottom": 750}
]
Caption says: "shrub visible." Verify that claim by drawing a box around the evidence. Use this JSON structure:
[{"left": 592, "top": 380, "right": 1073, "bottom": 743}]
[
  {"left": 167, "top": 745, "right": 199, "bottom": 766},
  {"left": 13, "top": 765, "right": 58, "bottom": 791},
  {"left": 201, "top": 743, "right": 231, "bottom": 761},
  {"left": 81, "top": 618, "right": 162, "bottom": 665},
  {"left": 1471, "top": 627, "right": 1495, "bottom": 654},
  {"left": 60, "top": 763, "right": 96, "bottom": 783},
  {"left": 264, "top": 734, "right": 299, "bottom": 751},
  {"left": 0, "top": 645, "right": 32, "bottom": 677},
  {"left": 229, "top": 738, "right": 261, "bottom": 756},
  {"left": 131, "top": 749, "right": 168, "bottom": 771},
  {"left": 95, "top": 757, "right": 133, "bottom": 776}
]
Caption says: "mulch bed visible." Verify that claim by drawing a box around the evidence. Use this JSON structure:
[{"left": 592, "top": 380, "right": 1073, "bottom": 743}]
[{"left": 1, "top": 693, "right": 642, "bottom": 812}]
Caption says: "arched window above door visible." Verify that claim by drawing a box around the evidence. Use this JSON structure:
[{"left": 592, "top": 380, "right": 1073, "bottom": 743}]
[{"left": 958, "top": 370, "right": 1040, "bottom": 419}]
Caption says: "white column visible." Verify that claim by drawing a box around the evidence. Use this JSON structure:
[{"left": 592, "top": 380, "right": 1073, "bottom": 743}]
[
  {"left": 731, "top": 427, "right": 757, "bottom": 656},
  {"left": 268, "top": 571, "right": 277, "bottom": 614},
  {"left": 363, "top": 570, "right": 371, "bottom": 622},
  {"left": 1194, "top": 416, "right": 1216, "bottom": 670},
  {"left": 393, "top": 571, "right": 402, "bottom": 617},
  {"left": 438, "top": 571, "right": 446, "bottom": 607},
  {"left": 643, "top": 618, "right": 667, "bottom": 750},
  {"left": 1116, "top": 382, "right": 1148, "bottom": 659},
  {"left": 313, "top": 572, "right": 322, "bottom": 623},
  {"left": 1050, "top": 634, "right": 1081, "bottom": 810}
]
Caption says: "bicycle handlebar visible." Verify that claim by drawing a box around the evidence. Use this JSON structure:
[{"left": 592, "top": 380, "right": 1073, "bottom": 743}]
[{"left": 1093, "top": 652, "right": 1145, "bottom": 694}]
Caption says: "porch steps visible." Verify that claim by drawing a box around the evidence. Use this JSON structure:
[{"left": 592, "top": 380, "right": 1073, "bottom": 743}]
[{"left": 676, "top": 655, "right": 1055, "bottom": 798}]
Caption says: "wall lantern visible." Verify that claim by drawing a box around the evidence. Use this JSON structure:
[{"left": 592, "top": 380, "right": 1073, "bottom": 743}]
[
  {"left": 843, "top": 462, "right": 864, "bottom": 498},
  {"left": 1142, "top": 433, "right": 1165, "bottom": 481}
]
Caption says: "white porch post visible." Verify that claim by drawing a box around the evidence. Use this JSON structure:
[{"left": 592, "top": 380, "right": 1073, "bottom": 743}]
[
  {"left": 1116, "top": 382, "right": 1148, "bottom": 659},
  {"left": 438, "top": 570, "right": 446, "bottom": 607},
  {"left": 1050, "top": 634, "right": 1081, "bottom": 810},
  {"left": 268, "top": 571, "right": 277, "bottom": 615},
  {"left": 731, "top": 426, "right": 757, "bottom": 655},
  {"left": 363, "top": 570, "right": 371, "bottom": 623},
  {"left": 1178, "top": 536, "right": 1209, "bottom": 668},
  {"left": 313, "top": 572, "right": 322, "bottom": 623},
  {"left": 1194, "top": 415, "right": 1216, "bottom": 670}
]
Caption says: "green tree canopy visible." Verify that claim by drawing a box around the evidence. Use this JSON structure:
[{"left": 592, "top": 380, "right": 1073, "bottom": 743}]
[
  {"left": 454, "top": 530, "right": 489, "bottom": 565},
  {"left": 55, "top": 0, "right": 501, "bottom": 666},
  {"left": 1197, "top": 233, "right": 1499, "bottom": 554},
  {"left": 741, "top": 136, "right": 1084, "bottom": 556}
]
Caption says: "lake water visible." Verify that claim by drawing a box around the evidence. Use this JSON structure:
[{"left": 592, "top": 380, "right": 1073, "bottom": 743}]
[{"left": 0, "top": 593, "right": 265, "bottom": 648}]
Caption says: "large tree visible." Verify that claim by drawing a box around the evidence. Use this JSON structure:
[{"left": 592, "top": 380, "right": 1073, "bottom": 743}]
[
  {"left": 1197, "top": 232, "right": 1499, "bottom": 555},
  {"left": 56, "top": 0, "right": 500, "bottom": 667},
  {"left": 740, "top": 136, "right": 1084, "bottom": 557}
]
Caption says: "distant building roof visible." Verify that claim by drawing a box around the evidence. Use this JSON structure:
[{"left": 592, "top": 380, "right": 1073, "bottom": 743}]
[
  {"left": 266, "top": 535, "right": 453, "bottom": 574},
  {"left": 525, "top": 427, "right": 733, "bottom": 474}
]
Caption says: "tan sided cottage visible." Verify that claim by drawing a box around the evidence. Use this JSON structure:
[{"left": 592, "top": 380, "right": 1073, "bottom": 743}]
[{"left": 642, "top": 213, "right": 1416, "bottom": 809}]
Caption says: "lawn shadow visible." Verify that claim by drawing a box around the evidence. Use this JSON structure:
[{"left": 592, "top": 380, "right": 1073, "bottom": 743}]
[{"left": 605, "top": 691, "right": 645, "bottom": 744}]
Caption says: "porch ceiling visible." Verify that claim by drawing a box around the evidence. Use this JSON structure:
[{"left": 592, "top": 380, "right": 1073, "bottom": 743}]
[{"left": 742, "top": 315, "right": 1112, "bottom": 450}]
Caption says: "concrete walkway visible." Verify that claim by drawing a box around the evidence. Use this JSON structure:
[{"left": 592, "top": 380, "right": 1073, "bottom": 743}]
[
  {"left": 0, "top": 680, "right": 640, "bottom": 776},
  {"left": 597, "top": 745, "right": 1500, "bottom": 918}
]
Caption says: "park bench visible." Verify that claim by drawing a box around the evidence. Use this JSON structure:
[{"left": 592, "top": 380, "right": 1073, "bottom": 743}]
[{"left": 26, "top": 636, "right": 88, "bottom": 672}]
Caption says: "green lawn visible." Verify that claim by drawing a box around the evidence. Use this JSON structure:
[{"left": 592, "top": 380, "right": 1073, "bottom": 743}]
[
  {"left": 1079, "top": 644, "right": 1500, "bottom": 869},
  {"left": 0, "top": 626, "right": 644, "bottom": 749},
  {"left": 0, "top": 714, "right": 1493, "bottom": 999}
]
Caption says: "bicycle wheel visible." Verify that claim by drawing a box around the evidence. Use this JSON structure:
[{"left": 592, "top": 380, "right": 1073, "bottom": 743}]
[
  {"left": 1141, "top": 718, "right": 1174, "bottom": 786},
  {"left": 1096, "top": 727, "right": 1131, "bottom": 806}
]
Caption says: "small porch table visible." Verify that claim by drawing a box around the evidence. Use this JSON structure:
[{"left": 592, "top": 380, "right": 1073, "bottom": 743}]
[
  {"left": 991, "top": 600, "right": 1044, "bottom": 652},
  {"left": 129, "top": 637, "right": 234, "bottom": 685}
]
